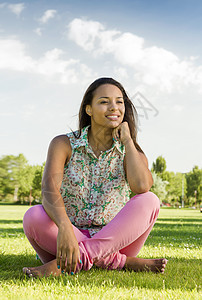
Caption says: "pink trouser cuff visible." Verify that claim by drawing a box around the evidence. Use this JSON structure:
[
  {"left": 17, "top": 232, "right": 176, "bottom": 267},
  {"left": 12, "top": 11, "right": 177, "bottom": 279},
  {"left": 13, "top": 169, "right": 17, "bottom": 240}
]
[
  {"left": 77, "top": 242, "right": 127, "bottom": 272},
  {"left": 94, "top": 252, "right": 127, "bottom": 270}
]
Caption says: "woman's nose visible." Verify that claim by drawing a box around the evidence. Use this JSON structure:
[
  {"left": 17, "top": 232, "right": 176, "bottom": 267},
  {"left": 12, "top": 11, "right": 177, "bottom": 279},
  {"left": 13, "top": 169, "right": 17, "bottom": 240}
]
[{"left": 109, "top": 101, "right": 118, "bottom": 110}]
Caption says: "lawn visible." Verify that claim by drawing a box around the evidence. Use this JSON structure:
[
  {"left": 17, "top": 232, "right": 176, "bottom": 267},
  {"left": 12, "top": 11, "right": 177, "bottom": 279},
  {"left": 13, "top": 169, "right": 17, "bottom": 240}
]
[{"left": 0, "top": 205, "right": 201, "bottom": 300}]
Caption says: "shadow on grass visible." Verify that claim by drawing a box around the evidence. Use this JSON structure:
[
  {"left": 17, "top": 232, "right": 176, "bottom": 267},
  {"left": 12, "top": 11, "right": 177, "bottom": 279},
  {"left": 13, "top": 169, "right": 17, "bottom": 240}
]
[
  {"left": 0, "top": 228, "right": 24, "bottom": 237},
  {"left": 0, "top": 253, "right": 41, "bottom": 280},
  {"left": 0, "top": 220, "right": 23, "bottom": 224},
  {"left": 0, "top": 254, "right": 200, "bottom": 292},
  {"left": 0, "top": 202, "right": 30, "bottom": 206},
  {"left": 144, "top": 222, "right": 201, "bottom": 247}
]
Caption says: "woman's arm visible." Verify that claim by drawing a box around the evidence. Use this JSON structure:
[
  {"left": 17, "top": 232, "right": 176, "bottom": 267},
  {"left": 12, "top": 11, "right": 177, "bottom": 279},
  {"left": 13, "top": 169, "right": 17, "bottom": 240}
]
[
  {"left": 123, "top": 139, "right": 153, "bottom": 194},
  {"left": 42, "top": 135, "right": 80, "bottom": 274},
  {"left": 113, "top": 122, "right": 153, "bottom": 194}
]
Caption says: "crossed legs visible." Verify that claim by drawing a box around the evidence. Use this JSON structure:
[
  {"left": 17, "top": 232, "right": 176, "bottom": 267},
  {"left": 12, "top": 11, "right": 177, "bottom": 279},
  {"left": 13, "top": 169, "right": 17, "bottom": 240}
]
[{"left": 23, "top": 192, "right": 168, "bottom": 277}]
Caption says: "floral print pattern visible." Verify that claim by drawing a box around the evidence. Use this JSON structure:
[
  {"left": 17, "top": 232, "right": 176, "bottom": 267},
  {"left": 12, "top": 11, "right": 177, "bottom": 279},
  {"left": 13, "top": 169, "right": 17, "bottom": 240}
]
[{"left": 60, "top": 125, "right": 131, "bottom": 236}]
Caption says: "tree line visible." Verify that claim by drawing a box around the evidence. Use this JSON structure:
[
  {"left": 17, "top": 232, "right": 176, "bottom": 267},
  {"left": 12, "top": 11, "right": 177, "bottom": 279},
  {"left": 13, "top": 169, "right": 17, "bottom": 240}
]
[
  {"left": 0, "top": 154, "right": 44, "bottom": 204},
  {"left": 150, "top": 156, "right": 202, "bottom": 207},
  {"left": 0, "top": 154, "right": 201, "bottom": 207}
]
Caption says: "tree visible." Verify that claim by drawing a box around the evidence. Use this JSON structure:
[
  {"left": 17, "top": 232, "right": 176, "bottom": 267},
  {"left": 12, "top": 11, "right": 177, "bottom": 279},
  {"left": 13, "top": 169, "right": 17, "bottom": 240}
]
[
  {"left": 0, "top": 154, "right": 45, "bottom": 203},
  {"left": 152, "top": 156, "right": 167, "bottom": 175},
  {"left": 186, "top": 166, "right": 202, "bottom": 205},
  {"left": 150, "top": 171, "right": 168, "bottom": 202},
  {"left": 0, "top": 154, "right": 28, "bottom": 201},
  {"left": 0, "top": 155, "right": 16, "bottom": 200},
  {"left": 11, "top": 154, "right": 34, "bottom": 201},
  {"left": 163, "top": 171, "right": 187, "bottom": 206},
  {"left": 32, "top": 163, "right": 45, "bottom": 201}
]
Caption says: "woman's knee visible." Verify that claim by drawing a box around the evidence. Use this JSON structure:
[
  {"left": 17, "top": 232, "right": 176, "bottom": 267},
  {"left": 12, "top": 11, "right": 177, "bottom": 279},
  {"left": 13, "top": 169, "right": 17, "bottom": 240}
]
[
  {"left": 131, "top": 191, "right": 160, "bottom": 210},
  {"left": 146, "top": 191, "right": 160, "bottom": 209},
  {"left": 23, "top": 204, "right": 46, "bottom": 231}
]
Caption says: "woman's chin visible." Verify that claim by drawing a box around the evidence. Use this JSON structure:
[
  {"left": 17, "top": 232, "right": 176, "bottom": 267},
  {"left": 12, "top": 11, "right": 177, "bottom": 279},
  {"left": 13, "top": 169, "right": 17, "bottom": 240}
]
[
  {"left": 92, "top": 119, "right": 122, "bottom": 129},
  {"left": 103, "top": 123, "right": 119, "bottom": 129},
  {"left": 105, "top": 118, "right": 122, "bottom": 127}
]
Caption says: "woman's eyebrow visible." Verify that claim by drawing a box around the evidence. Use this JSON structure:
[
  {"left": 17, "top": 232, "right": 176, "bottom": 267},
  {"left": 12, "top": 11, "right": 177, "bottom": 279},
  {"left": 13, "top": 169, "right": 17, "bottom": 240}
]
[{"left": 97, "top": 96, "right": 123, "bottom": 100}]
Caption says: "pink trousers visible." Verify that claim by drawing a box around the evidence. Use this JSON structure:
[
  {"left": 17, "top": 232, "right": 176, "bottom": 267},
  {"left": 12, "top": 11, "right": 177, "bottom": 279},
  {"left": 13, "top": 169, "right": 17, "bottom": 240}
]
[{"left": 23, "top": 192, "right": 160, "bottom": 272}]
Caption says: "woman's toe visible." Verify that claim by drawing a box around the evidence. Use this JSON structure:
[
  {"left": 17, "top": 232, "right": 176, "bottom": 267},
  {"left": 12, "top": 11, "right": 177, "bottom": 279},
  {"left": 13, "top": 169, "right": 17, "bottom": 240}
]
[
  {"left": 23, "top": 267, "right": 29, "bottom": 274},
  {"left": 23, "top": 267, "right": 33, "bottom": 276}
]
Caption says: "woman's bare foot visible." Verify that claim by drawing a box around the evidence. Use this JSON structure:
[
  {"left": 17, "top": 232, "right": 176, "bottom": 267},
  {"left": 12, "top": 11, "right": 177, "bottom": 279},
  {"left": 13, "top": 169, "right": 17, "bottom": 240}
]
[
  {"left": 125, "top": 257, "right": 168, "bottom": 273},
  {"left": 23, "top": 259, "right": 61, "bottom": 278}
]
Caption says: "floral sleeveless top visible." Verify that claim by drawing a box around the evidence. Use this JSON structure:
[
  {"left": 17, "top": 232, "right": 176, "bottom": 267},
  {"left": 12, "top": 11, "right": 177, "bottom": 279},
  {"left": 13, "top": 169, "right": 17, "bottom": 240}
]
[{"left": 60, "top": 125, "right": 131, "bottom": 236}]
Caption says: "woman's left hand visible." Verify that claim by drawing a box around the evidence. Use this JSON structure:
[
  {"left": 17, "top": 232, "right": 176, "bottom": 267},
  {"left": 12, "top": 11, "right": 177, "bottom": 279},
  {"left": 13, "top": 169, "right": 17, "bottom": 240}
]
[{"left": 112, "top": 122, "right": 132, "bottom": 146}]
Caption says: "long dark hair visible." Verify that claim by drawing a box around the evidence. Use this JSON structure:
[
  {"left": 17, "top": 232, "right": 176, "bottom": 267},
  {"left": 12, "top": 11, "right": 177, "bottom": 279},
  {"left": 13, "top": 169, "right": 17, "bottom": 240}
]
[{"left": 74, "top": 77, "right": 144, "bottom": 153}]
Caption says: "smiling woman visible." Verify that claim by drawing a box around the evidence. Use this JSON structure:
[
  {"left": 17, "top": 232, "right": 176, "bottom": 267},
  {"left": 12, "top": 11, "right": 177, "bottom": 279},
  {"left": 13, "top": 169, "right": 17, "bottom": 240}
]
[
  {"left": 77, "top": 77, "right": 144, "bottom": 153},
  {"left": 22, "top": 77, "right": 167, "bottom": 278}
]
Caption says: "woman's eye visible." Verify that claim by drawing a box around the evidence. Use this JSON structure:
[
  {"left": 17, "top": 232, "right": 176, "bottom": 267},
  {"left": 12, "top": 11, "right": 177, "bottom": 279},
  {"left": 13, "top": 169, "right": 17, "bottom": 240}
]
[{"left": 100, "top": 100, "right": 123, "bottom": 104}]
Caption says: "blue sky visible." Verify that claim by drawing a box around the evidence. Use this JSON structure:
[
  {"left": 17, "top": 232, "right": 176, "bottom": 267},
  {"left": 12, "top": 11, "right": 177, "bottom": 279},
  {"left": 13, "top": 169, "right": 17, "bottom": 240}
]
[{"left": 0, "top": 0, "right": 201, "bottom": 173}]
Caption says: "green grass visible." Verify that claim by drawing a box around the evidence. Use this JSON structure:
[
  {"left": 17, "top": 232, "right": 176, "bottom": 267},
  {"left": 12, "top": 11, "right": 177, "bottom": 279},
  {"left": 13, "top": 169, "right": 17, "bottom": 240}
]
[{"left": 0, "top": 205, "right": 201, "bottom": 300}]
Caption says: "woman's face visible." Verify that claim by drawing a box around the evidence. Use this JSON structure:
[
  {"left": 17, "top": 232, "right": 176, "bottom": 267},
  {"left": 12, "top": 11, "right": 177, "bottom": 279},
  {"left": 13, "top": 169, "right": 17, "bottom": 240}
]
[{"left": 86, "top": 84, "right": 125, "bottom": 129}]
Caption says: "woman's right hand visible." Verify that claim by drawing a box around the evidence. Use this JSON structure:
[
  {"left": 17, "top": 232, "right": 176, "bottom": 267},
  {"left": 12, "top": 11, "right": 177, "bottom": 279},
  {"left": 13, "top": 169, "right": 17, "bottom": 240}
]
[{"left": 56, "top": 223, "right": 81, "bottom": 274}]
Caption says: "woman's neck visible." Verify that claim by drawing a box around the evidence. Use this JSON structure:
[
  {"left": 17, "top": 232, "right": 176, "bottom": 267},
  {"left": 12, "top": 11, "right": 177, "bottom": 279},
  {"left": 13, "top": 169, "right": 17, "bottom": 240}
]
[{"left": 88, "top": 125, "right": 113, "bottom": 153}]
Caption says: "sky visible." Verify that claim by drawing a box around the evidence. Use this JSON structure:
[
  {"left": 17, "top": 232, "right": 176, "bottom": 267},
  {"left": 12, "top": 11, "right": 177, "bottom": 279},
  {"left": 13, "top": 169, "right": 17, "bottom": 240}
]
[{"left": 0, "top": 0, "right": 202, "bottom": 173}]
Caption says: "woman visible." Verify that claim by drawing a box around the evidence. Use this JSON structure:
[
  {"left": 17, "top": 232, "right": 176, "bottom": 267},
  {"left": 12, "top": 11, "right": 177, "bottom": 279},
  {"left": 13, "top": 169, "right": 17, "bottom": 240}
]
[{"left": 23, "top": 77, "right": 168, "bottom": 277}]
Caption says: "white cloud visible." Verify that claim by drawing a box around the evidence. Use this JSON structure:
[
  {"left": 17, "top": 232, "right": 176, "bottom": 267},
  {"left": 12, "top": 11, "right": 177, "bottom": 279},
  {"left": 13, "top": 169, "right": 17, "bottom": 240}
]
[
  {"left": 8, "top": 3, "right": 25, "bottom": 16},
  {"left": 34, "top": 27, "right": 42, "bottom": 36},
  {"left": 37, "top": 48, "right": 78, "bottom": 77},
  {"left": 39, "top": 9, "right": 57, "bottom": 24},
  {"left": 68, "top": 18, "right": 202, "bottom": 93},
  {"left": 68, "top": 18, "right": 104, "bottom": 51},
  {"left": 0, "top": 39, "right": 34, "bottom": 71},
  {"left": 0, "top": 38, "right": 94, "bottom": 84},
  {"left": 113, "top": 67, "right": 129, "bottom": 79}
]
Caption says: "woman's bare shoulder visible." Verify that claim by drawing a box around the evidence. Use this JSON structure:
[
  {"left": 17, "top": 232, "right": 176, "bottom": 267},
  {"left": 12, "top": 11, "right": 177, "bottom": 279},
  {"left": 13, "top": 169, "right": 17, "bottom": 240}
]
[
  {"left": 47, "top": 134, "right": 72, "bottom": 163},
  {"left": 50, "top": 134, "right": 71, "bottom": 146}
]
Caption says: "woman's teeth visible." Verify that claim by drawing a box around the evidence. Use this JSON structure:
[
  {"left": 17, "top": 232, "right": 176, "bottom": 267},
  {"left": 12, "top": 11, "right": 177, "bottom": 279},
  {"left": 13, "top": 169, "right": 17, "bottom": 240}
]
[{"left": 106, "top": 115, "right": 119, "bottom": 120}]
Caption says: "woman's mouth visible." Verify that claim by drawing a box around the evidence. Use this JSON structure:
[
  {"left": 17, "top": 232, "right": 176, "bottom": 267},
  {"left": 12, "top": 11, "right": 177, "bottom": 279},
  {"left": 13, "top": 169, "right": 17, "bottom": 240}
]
[{"left": 106, "top": 115, "right": 119, "bottom": 120}]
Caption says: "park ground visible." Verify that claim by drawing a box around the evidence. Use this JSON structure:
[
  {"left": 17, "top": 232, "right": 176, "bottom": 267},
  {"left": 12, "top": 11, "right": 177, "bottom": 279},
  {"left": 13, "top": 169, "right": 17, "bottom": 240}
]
[{"left": 0, "top": 205, "right": 201, "bottom": 300}]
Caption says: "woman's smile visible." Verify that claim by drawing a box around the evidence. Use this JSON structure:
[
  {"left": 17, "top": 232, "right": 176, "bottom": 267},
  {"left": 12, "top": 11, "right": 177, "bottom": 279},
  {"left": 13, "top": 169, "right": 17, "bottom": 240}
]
[{"left": 106, "top": 115, "right": 120, "bottom": 121}]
